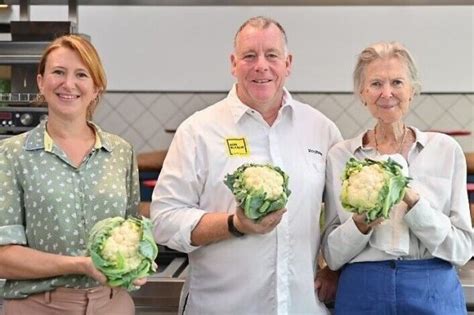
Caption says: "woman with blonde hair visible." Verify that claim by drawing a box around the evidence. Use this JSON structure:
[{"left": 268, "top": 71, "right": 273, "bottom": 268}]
[{"left": 0, "top": 35, "right": 143, "bottom": 315}]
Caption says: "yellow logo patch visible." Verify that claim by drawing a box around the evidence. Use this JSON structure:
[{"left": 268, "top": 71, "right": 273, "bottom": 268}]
[{"left": 226, "top": 138, "right": 249, "bottom": 156}]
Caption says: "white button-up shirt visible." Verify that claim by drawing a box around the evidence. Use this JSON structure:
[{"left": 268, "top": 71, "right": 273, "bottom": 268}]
[
  {"left": 323, "top": 127, "right": 472, "bottom": 271},
  {"left": 151, "top": 85, "right": 342, "bottom": 315}
]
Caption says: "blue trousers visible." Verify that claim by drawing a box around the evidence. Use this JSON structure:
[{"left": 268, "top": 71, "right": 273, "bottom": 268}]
[{"left": 335, "top": 258, "right": 466, "bottom": 315}]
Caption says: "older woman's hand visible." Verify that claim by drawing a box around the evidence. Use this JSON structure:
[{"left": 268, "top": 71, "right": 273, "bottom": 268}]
[
  {"left": 403, "top": 187, "right": 420, "bottom": 210},
  {"left": 352, "top": 213, "right": 383, "bottom": 234}
]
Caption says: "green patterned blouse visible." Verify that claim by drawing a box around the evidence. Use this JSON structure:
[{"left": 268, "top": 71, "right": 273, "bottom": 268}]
[{"left": 0, "top": 121, "right": 140, "bottom": 298}]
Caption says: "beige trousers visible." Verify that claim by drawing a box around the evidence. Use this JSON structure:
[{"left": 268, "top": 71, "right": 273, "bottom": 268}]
[{"left": 2, "top": 286, "right": 134, "bottom": 315}]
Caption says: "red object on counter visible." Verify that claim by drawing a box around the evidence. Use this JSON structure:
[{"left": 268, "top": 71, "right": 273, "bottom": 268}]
[
  {"left": 142, "top": 180, "right": 157, "bottom": 188},
  {"left": 468, "top": 183, "right": 474, "bottom": 193},
  {"left": 427, "top": 129, "right": 471, "bottom": 136}
]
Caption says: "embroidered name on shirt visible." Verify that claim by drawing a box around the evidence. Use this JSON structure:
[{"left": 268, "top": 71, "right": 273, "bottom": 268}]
[
  {"left": 308, "top": 148, "right": 322, "bottom": 156},
  {"left": 226, "top": 138, "right": 249, "bottom": 156}
]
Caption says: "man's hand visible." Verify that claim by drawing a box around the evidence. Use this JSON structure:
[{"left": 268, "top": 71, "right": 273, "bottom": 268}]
[
  {"left": 314, "top": 266, "right": 339, "bottom": 303},
  {"left": 234, "top": 207, "right": 287, "bottom": 234}
]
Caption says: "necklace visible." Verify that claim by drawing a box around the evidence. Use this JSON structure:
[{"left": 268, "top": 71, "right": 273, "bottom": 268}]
[{"left": 374, "top": 125, "right": 407, "bottom": 155}]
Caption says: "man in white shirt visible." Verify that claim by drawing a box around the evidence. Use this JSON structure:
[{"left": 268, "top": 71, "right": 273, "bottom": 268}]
[{"left": 151, "top": 16, "right": 342, "bottom": 314}]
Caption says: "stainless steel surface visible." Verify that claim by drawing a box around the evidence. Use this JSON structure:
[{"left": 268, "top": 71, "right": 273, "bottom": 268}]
[
  {"left": 131, "top": 257, "right": 187, "bottom": 313},
  {"left": 0, "top": 41, "right": 48, "bottom": 64},
  {"left": 15, "top": 0, "right": 79, "bottom": 29},
  {"left": 68, "top": 0, "right": 78, "bottom": 26},
  {"left": 19, "top": 0, "right": 30, "bottom": 21},
  {"left": 0, "top": 92, "right": 38, "bottom": 102},
  {"left": 5, "top": 0, "right": 474, "bottom": 5},
  {"left": 459, "top": 259, "right": 474, "bottom": 311}
]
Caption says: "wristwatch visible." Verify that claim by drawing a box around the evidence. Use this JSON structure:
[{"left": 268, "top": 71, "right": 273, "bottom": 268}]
[{"left": 227, "top": 214, "right": 245, "bottom": 237}]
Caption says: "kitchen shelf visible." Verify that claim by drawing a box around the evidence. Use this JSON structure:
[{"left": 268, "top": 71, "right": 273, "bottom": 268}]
[{"left": 0, "top": 92, "right": 39, "bottom": 103}]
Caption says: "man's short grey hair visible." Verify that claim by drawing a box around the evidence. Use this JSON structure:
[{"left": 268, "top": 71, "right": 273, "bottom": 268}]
[
  {"left": 353, "top": 41, "right": 421, "bottom": 101},
  {"left": 233, "top": 16, "right": 288, "bottom": 55}
]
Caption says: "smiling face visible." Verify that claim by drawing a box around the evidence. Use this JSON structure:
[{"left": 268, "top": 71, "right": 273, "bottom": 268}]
[
  {"left": 231, "top": 23, "right": 292, "bottom": 111},
  {"left": 37, "top": 46, "right": 99, "bottom": 121},
  {"left": 360, "top": 57, "right": 414, "bottom": 124}
]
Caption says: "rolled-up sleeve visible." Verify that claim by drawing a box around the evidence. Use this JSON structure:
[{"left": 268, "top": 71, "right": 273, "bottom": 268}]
[
  {"left": 404, "top": 145, "right": 472, "bottom": 266},
  {"left": 150, "top": 122, "right": 206, "bottom": 253},
  {"left": 0, "top": 144, "right": 26, "bottom": 246}
]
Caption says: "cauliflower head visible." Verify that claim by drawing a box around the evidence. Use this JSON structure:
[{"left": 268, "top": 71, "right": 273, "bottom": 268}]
[
  {"left": 340, "top": 158, "right": 410, "bottom": 222},
  {"left": 101, "top": 220, "right": 142, "bottom": 271},
  {"left": 242, "top": 166, "right": 284, "bottom": 200},
  {"left": 87, "top": 216, "right": 158, "bottom": 290},
  {"left": 224, "top": 163, "right": 291, "bottom": 220}
]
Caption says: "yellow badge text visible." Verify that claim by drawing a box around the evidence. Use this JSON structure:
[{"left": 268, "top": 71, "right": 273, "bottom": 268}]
[{"left": 226, "top": 138, "right": 250, "bottom": 156}]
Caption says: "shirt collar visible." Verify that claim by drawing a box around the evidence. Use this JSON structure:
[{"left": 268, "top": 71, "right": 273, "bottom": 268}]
[
  {"left": 24, "top": 120, "right": 112, "bottom": 152},
  {"left": 410, "top": 126, "right": 427, "bottom": 148},
  {"left": 227, "top": 83, "right": 294, "bottom": 124},
  {"left": 349, "top": 125, "right": 427, "bottom": 155},
  {"left": 348, "top": 131, "right": 367, "bottom": 154}
]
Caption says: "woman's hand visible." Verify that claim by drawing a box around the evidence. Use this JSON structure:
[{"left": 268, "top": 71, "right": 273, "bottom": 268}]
[
  {"left": 132, "top": 277, "right": 147, "bottom": 288},
  {"left": 80, "top": 257, "right": 148, "bottom": 290},
  {"left": 403, "top": 187, "right": 420, "bottom": 210},
  {"left": 80, "top": 257, "right": 107, "bottom": 284},
  {"left": 352, "top": 213, "right": 383, "bottom": 234}
]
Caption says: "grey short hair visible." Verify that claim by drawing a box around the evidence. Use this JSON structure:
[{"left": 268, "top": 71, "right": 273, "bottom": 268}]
[
  {"left": 233, "top": 16, "right": 288, "bottom": 55},
  {"left": 353, "top": 41, "right": 421, "bottom": 101}
]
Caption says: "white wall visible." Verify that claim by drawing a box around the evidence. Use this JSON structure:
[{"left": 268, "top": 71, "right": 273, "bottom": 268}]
[{"left": 3, "top": 5, "right": 473, "bottom": 92}]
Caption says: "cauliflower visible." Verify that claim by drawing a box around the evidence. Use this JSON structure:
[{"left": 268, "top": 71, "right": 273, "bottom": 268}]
[
  {"left": 340, "top": 158, "right": 410, "bottom": 222},
  {"left": 101, "top": 220, "right": 142, "bottom": 271},
  {"left": 87, "top": 216, "right": 158, "bottom": 290},
  {"left": 224, "top": 163, "right": 291, "bottom": 220},
  {"left": 242, "top": 166, "right": 284, "bottom": 200}
]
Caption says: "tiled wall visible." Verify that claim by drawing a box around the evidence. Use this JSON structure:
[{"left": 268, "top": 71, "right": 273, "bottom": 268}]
[{"left": 94, "top": 92, "right": 474, "bottom": 154}]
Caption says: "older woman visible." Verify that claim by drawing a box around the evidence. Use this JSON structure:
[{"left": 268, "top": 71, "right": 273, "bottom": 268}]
[
  {"left": 0, "top": 35, "right": 142, "bottom": 315},
  {"left": 322, "top": 42, "right": 472, "bottom": 314}
]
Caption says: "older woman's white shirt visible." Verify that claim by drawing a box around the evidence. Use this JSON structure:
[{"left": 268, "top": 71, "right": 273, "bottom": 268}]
[{"left": 323, "top": 127, "right": 472, "bottom": 271}]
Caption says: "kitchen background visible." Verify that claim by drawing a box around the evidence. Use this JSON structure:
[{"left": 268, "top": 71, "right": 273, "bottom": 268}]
[
  {"left": 94, "top": 91, "right": 474, "bottom": 154},
  {"left": 0, "top": 2, "right": 472, "bottom": 314},
  {"left": 1, "top": 3, "right": 473, "bottom": 154}
]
